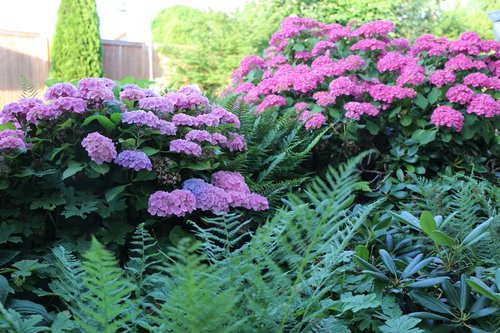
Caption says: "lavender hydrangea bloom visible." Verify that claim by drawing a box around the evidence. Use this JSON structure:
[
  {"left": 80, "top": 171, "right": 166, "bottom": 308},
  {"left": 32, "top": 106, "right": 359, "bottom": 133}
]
[
  {"left": 211, "top": 133, "right": 227, "bottom": 145},
  {"left": 211, "top": 107, "right": 241, "bottom": 128},
  {"left": 139, "top": 97, "right": 174, "bottom": 114},
  {"left": 120, "top": 88, "right": 147, "bottom": 101},
  {"left": 122, "top": 110, "right": 160, "bottom": 128},
  {"left": 185, "top": 130, "right": 213, "bottom": 144},
  {"left": 164, "top": 92, "right": 188, "bottom": 108},
  {"left": 81, "top": 132, "right": 117, "bottom": 164},
  {"left": 193, "top": 113, "right": 220, "bottom": 127},
  {"left": 0, "top": 130, "right": 29, "bottom": 150},
  {"left": 51, "top": 97, "right": 87, "bottom": 113},
  {"left": 148, "top": 190, "right": 196, "bottom": 217},
  {"left": 169, "top": 139, "right": 202, "bottom": 156},
  {"left": 44, "top": 83, "right": 81, "bottom": 100},
  {"left": 177, "top": 86, "right": 209, "bottom": 108},
  {"left": 115, "top": 150, "right": 153, "bottom": 171},
  {"left": 182, "top": 179, "right": 231, "bottom": 213},
  {"left": 172, "top": 114, "right": 195, "bottom": 126},
  {"left": 26, "top": 104, "right": 61, "bottom": 124},
  {"left": 0, "top": 99, "right": 44, "bottom": 125},
  {"left": 211, "top": 171, "right": 250, "bottom": 193},
  {"left": 77, "top": 78, "right": 115, "bottom": 105},
  {"left": 225, "top": 132, "right": 246, "bottom": 152},
  {"left": 182, "top": 178, "right": 211, "bottom": 196},
  {"left": 243, "top": 193, "right": 269, "bottom": 211},
  {"left": 157, "top": 120, "right": 177, "bottom": 135}
]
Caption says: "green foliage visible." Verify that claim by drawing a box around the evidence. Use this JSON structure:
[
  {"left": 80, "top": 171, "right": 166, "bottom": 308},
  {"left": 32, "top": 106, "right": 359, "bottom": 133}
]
[{"left": 50, "top": 0, "right": 103, "bottom": 81}]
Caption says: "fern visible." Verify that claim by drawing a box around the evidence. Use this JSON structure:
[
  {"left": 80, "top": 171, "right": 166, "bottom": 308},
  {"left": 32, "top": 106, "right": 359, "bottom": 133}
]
[
  {"left": 189, "top": 212, "right": 253, "bottom": 262},
  {"left": 125, "top": 223, "right": 161, "bottom": 295},
  {"left": 0, "top": 303, "right": 47, "bottom": 333},
  {"left": 51, "top": 238, "right": 136, "bottom": 333},
  {"left": 19, "top": 75, "right": 38, "bottom": 99},
  {"left": 144, "top": 240, "right": 243, "bottom": 333}
]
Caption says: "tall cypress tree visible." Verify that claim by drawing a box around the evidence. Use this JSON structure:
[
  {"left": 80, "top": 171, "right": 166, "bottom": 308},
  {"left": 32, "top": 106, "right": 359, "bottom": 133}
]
[{"left": 50, "top": 0, "right": 103, "bottom": 81}]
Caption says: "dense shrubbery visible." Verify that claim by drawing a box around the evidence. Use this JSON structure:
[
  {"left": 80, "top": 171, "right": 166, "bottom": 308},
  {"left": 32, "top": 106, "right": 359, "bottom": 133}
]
[
  {"left": 227, "top": 17, "right": 500, "bottom": 176},
  {"left": 0, "top": 16, "right": 499, "bottom": 333}
]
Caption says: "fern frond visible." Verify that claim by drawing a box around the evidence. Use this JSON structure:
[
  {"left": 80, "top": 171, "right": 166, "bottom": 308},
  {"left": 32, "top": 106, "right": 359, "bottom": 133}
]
[
  {"left": 145, "top": 240, "right": 243, "bottom": 333},
  {"left": 19, "top": 75, "right": 38, "bottom": 99},
  {"left": 189, "top": 213, "right": 253, "bottom": 263},
  {"left": 51, "top": 239, "right": 136, "bottom": 333}
]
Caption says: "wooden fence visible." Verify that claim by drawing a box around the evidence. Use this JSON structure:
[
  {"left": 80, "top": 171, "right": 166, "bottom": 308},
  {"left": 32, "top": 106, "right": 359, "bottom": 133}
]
[{"left": 0, "top": 30, "right": 162, "bottom": 106}]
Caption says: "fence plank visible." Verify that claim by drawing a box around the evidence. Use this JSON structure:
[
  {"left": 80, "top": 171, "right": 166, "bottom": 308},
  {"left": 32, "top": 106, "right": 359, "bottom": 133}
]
[{"left": 0, "top": 31, "right": 161, "bottom": 106}]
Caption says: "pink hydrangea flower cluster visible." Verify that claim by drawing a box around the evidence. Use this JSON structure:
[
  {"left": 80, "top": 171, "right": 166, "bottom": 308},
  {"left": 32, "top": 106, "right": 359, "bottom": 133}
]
[
  {"left": 169, "top": 139, "right": 202, "bottom": 157},
  {"left": 138, "top": 97, "right": 174, "bottom": 114},
  {"left": 430, "top": 106, "right": 464, "bottom": 132},
  {"left": 0, "top": 130, "right": 29, "bottom": 150},
  {"left": 227, "top": 17, "right": 499, "bottom": 134},
  {"left": 299, "top": 111, "right": 327, "bottom": 130},
  {"left": 81, "top": 132, "right": 117, "bottom": 164},
  {"left": 114, "top": 150, "right": 153, "bottom": 171},
  {"left": 180, "top": 171, "right": 268, "bottom": 214},
  {"left": 44, "top": 83, "right": 81, "bottom": 100},
  {"left": 148, "top": 190, "right": 196, "bottom": 217},
  {"left": 77, "top": 78, "right": 115, "bottom": 106},
  {"left": 344, "top": 102, "right": 380, "bottom": 120}
]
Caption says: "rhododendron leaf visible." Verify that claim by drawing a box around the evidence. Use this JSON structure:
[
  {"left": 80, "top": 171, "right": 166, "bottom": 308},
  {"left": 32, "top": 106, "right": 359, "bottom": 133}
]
[
  {"left": 62, "top": 161, "right": 84, "bottom": 180},
  {"left": 415, "top": 93, "right": 428, "bottom": 109},
  {"left": 419, "top": 211, "right": 437, "bottom": 234},
  {"left": 412, "top": 129, "right": 436, "bottom": 145},
  {"left": 427, "top": 88, "right": 442, "bottom": 105},
  {"left": 429, "top": 230, "right": 457, "bottom": 248},
  {"left": 105, "top": 185, "right": 128, "bottom": 202},
  {"left": 83, "top": 115, "right": 116, "bottom": 132}
]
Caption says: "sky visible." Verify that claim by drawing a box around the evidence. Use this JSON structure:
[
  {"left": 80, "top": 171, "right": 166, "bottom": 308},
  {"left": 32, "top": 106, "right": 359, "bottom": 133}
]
[{"left": 0, "top": 0, "right": 248, "bottom": 41}]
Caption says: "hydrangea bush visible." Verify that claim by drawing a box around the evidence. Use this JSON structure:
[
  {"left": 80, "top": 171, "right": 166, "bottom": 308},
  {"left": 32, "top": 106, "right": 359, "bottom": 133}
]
[
  {"left": 0, "top": 78, "right": 267, "bottom": 253},
  {"left": 226, "top": 17, "right": 500, "bottom": 176}
]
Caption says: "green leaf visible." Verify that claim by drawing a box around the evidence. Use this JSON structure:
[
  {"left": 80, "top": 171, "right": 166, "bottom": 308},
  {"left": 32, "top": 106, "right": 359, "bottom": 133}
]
[
  {"left": 412, "top": 129, "right": 437, "bottom": 145},
  {"left": 415, "top": 93, "right": 428, "bottom": 109},
  {"left": 110, "top": 112, "right": 122, "bottom": 124},
  {"left": 0, "top": 122, "right": 17, "bottom": 131},
  {"left": 429, "top": 230, "right": 456, "bottom": 248},
  {"left": 461, "top": 218, "right": 492, "bottom": 248},
  {"left": 340, "top": 293, "right": 381, "bottom": 313},
  {"left": 62, "top": 161, "right": 84, "bottom": 180},
  {"left": 400, "top": 116, "right": 412, "bottom": 127},
  {"left": 105, "top": 185, "right": 128, "bottom": 202},
  {"left": 427, "top": 88, "right": 442, "bottom": 105},
  {"left": 379, "top": 249, "right": 397, "bottom": 275},
  {"left": 365, "top": 120, "right": 380, "bottom": 135},
  {"left": 380, "top": 315, "right": 423, "bottom": 333},
  {"left": 0, "top": 275, "right": 13, "bottom": 304},
  {"left": 401, "top": 254, "right": 434, "bottom": 279},
  {"left": 407, "top": 276, "right": 449, "bottom": 288},
  {"left": 467, "top": 278, "right": 500, "bottom": 302},
  {"left": 355, "top": 245, "right": 369, "bottom": 261},
  {"left": 82, "top": 115, "right": 116, "bottom": 132},
  {"left": 419, "top": 211, "right": 437, "bottom": 234},
  {"left": 142, "top": 147, "right": 160, "bottom": 156},
  {"left": 89, "top": 162, "right": 110, "bottom": 175},
  {"left": 411, "top": 291, "right": 452, "bottom": 314}
]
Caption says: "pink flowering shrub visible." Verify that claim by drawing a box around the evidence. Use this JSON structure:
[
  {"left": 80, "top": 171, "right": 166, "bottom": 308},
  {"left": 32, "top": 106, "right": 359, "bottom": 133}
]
[
  {"left": 226, "top": 17, "right": 500, "bottom": 175},
  {"left": 0, "top": 77, "right": 268, "bottom": 250}
]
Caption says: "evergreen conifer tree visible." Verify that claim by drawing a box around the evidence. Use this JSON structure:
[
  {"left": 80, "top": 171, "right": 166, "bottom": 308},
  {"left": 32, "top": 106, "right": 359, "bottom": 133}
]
[{"left": 50, "top": 0, "right": 103, "bottom": 81}]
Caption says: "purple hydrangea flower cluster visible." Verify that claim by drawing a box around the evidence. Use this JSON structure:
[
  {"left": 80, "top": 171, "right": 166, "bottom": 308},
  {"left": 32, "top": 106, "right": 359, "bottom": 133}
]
[
  {"left": 224, "top": 133, "right": 246, "bottom": 152},
  {"left": 51, "top": 97, "right": 87, "bottom": 114},
  {"left": 181, "top": 172, "right": 268, "bottom": 214},
  {"left": 44, "top": 83, "right": 81, "bottom": 100},
  {"left": 185, "top": 130, "right": 214, "bottom": 144},
  {"left": 81, "top": 132, "right": 117, "bottom": 164},
  {"left": 169, "top": 139, "right": 202, "bottom": 156},
  {"left": 139, "top": 97, "right": 174, "bottom": 114},
  {"left": 77, "top": 78, "right": 115, "bottom": 105},
  {"left": 148, "top": 190, "right": 196, "bottom": 217},
  {"left": 0, "top": 130, "right": 29, "bottom": 150},
  {"left": 120, "top": 88, "right": 147, "bottom": 101},
  {"left": 115, "top": 150, "right": 153, "bottom": 171},
  {"left": 26, "top": 104, "right": 62, "bottom": 124}
]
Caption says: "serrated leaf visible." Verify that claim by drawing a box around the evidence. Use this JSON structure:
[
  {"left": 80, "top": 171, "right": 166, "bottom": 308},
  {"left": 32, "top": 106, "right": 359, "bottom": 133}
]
[
  {"left": 412, "top": 129, "right": 436, "bottom": 145},
  {"left": 380, "top": 315, "right": 423, "bottom": 333},
  {"left": 415, "top": 93, "right": 428, "bottom": 109},
  {"left": 62, "top": 161, "right": 83, "bottom": 180},
  {"left": 340, "top": 293, "right": 381, "bottom": 313},
  {"left": 82, "top": 115, "right": 116, "bottom": 132}
]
